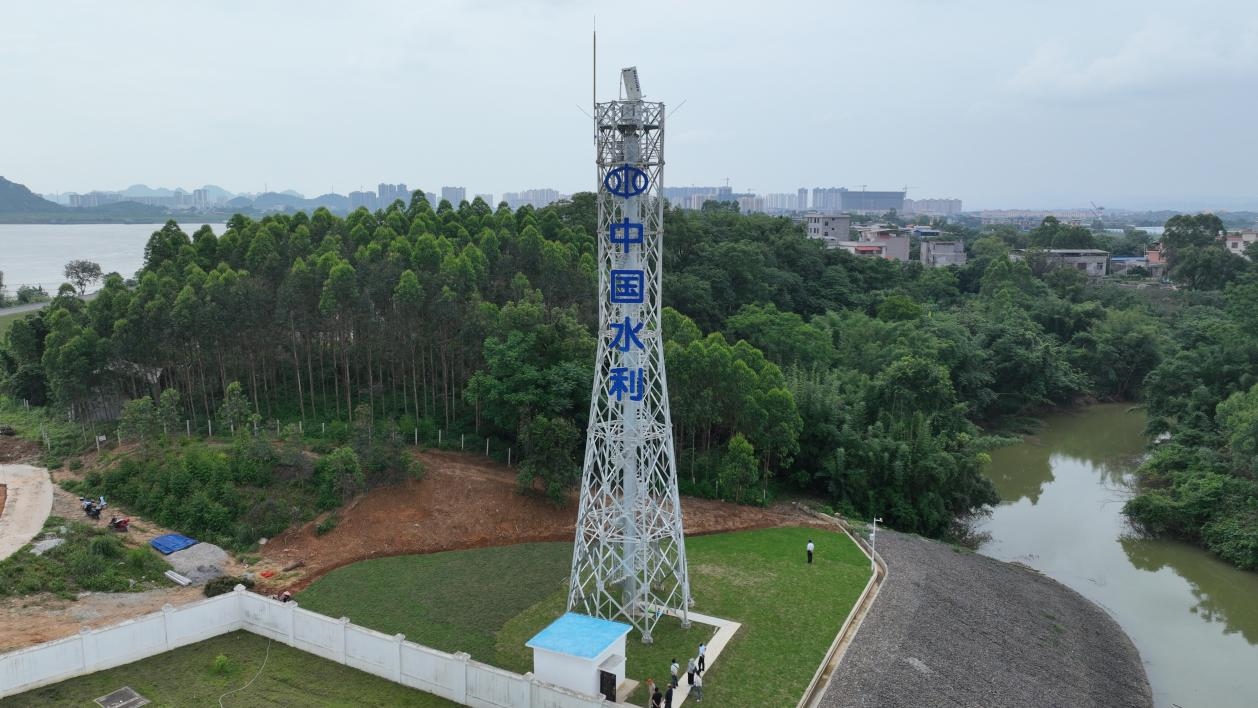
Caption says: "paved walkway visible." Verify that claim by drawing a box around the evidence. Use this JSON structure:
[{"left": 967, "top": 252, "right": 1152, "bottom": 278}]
[
  {"left": 647, "top": 609, "right": 740, "bottom": 707},
  {"left": 818, "top": 531, "right": 1151, "bottom": 708},
  {"left": 0, "top": 464, "right": 53, "bottom": 561}
]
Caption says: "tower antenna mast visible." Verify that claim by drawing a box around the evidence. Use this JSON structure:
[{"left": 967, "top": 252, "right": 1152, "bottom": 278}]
[{"left": 569, "top": 67, "right": 692, "bottom": 643}]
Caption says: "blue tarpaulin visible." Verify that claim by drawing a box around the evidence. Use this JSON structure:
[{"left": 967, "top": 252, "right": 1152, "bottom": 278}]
[{"left": 150, "top": 534, "right": 199, "bottom": 555}]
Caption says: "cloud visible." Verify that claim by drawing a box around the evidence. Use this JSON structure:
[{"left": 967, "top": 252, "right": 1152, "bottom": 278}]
[{"left": 1007, "top": 17, "right": 1258, "bottom": 99}]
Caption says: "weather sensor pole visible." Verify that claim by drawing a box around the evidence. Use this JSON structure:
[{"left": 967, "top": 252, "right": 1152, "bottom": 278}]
[{"left": 568, "top": 66, "right": 691, "bottom": 643}]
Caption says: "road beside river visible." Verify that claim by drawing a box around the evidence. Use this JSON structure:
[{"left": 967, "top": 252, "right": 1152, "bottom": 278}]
[{"left": 822, "top": 530, "right": 1150, "bottom": 708}]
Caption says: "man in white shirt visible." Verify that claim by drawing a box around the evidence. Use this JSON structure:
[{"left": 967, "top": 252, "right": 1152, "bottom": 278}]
[
  {"left": 807, "top": 539, "right": 815, "bottom": 564},
  {"left": 697, "top": 642, "right": 706, "bottom": 672},
  {"left": 669, "top": 658, "right": 680, "bottom": 687}
]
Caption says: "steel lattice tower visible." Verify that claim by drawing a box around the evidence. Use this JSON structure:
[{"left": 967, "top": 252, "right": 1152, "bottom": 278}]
[{"left": 568, "top": 68, "right": 691, "bottom": 643}]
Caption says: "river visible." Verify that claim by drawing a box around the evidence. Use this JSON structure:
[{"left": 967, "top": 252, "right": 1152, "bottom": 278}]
[
  {"left": 0, "top": 222, "right": 221, "bottom": 297},
  {"left": 976, "top": 403, "right": 1258, "bottom": 708}
]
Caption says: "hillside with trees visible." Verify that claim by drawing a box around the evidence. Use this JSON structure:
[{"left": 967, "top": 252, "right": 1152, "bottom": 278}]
[
  {"left": 0, "top": 176, "right": 63, "bottom": 213},
  {"left": 1, "top": 194, "right": 1254, "bottom": 560}
]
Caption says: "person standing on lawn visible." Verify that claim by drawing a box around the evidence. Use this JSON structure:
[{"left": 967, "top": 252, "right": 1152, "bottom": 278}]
[
  {"left": 669, "top": 658, "right": 680, "bottom": 687},
  {"left": 651, "top": 685, "right": 663, "bottom": 708},
  {"left": 645, "top": 678, "right": 656, "bottom": 707},
  {"left": 807, "top": 538, "right": 815, "bottom": 564}
]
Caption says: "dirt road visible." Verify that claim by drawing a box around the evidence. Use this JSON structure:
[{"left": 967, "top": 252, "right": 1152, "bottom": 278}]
[{"left": 0, "top": 464, "right": 53, "bottom": 561}]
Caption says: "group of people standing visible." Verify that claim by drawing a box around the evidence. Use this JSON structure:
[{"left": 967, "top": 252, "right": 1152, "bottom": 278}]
[{"left": 646, "top": 642, "right": 706, "bottom": 707}]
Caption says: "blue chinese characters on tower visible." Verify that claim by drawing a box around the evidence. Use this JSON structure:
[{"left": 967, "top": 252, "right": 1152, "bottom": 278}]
[{"left": 606, "top": 164, "right": 648, "bottom": 402}]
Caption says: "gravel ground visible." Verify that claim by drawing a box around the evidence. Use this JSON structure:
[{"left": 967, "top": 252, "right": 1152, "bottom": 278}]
[
  {"left": 165, "top": 542, "right": 230, "bottom": 584},
  {"left": 821, "top": 531, "right": 1151, "bottom": 708}
]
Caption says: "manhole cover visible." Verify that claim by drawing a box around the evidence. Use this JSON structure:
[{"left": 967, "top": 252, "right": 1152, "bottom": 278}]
[{"left": 95, "top": 686, "right": 150, "bottom": 708}]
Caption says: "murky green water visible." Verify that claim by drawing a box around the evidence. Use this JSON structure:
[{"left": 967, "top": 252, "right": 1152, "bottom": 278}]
[{"left": 977, "top": 403, "right": 1258, "bottom": 708}]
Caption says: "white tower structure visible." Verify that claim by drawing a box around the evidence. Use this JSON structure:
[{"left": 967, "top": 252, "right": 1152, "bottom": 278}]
[{"left": 568, "top": 67, "right": 691, "bottom": 643}]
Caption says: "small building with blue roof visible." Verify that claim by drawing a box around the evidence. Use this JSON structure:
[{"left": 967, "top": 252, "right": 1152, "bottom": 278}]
[{"left": 526, "top": 612, "right": 632, "bottom": 700}]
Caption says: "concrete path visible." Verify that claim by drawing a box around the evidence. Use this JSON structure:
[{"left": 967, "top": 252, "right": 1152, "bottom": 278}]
[
  {"left": 0, "top": 464, "right": 54, "bottom": 561},
  {"left": 652, "top": 609, "right": 739, "bottom": 707}
]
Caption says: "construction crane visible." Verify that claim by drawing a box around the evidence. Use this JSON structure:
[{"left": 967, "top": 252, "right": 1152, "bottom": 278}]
[{"left": 1090, "top": 201, "right": 1106, "bottom": 225}]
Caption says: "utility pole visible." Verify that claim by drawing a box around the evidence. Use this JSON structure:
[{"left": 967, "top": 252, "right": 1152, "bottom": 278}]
[{"left": 870, "top": 517, "right": 883, "bottom": 572}]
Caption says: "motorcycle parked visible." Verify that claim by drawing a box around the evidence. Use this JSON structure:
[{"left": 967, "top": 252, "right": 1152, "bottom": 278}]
[{"left": 108, "top": 516, "right": 131, "bottom": 532}]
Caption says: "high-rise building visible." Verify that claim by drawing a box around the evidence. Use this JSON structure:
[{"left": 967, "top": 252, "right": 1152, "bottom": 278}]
[
  {"left": 378, "top": 182, "right": 408, "bottom": 205},
  {"left": 737, "top": 195, "right": 766, "bottom": 213},
  {"left": 903, "top": 198, "right": 962, "bottom": 216},
  {"left": 349, "top": 190, "right": 378, "bottom": 210},
  {"left": 424, "top": 191, "right": 437, "bottom": 206},
  {"left": 502, "top": 188, "right": 563, "bottom": 210},
  {"left": 440, "top": 186, "right": 466, "bottom": 205},
  {"left": 474, "top": 193, "right": 493, "bottom": 206},
  {"left": 797, "top": 187, "right": 808, "bottom": 211},
  {"left": 810, "top": 187, "right": 905, "bottom": 214}
]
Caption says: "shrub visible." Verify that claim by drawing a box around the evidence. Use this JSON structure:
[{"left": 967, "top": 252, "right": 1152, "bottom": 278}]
[
  {"left": 88, "top": 535, "right": 123, "bottom": 559},
  {"left": 315, "top": 514, "right": 339, "bottom": 536},
  {"left": 204, "top": 575, "right": 254, "bottom": 598}
]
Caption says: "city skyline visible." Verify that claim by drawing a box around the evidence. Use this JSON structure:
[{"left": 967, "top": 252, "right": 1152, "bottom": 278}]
[{"left": 4, "top": 0, "right": 1256, "bottom": 211}]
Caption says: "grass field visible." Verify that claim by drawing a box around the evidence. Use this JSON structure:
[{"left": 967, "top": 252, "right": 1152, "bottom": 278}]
[
  {"left": 0, "top": 631, "right": 457, "bottom": 707},
  {"left": 301, "top": 526, "right": 870, "bottom": 707}
]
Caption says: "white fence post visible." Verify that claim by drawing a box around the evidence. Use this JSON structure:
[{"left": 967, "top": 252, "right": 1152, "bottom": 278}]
[
  {"left": 454, "top": 651, "right": 470, "bottom": 704},
  {"left": 393, "top": 634, "right": 405, "bottom": 683},
  {"left": 339, "top": 617, "right": 350, "bottom": 663},
  {"left": 162, "top": 604, "right": 174, "bottom": 650},
  {"left": 78, "top": 628, "right": 97, "bottom": 672}
]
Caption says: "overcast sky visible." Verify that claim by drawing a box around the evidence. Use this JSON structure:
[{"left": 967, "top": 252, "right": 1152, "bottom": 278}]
[{"left": 3, "top": 0, "right": 1256, "bottom": 210}]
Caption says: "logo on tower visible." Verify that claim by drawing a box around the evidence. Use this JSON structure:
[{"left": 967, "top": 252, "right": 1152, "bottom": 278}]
[{"left": 603, "top": 164, "right": 650, "bottom": 198}]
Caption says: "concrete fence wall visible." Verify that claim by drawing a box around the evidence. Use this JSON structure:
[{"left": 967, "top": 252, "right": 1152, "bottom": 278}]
[{"left": 0, "top": 587, "right": 620, "bottom": 707}]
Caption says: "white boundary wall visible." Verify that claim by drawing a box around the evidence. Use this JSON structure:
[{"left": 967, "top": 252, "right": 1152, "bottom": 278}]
[{"left": 0, "top": 586, "right": 620, "bottom": 707}]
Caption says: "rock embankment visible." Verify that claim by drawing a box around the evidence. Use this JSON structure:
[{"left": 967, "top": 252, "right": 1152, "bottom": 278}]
[{"left": 821, "top": 531, "right": 1151, "bottom": 708}]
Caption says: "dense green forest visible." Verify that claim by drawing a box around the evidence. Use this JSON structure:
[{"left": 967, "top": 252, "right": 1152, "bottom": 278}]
[
  {"left": 1, "top": 197, "right": 1255, "bottom": 561},
  {"left": 1123, "top": 215, "right": 1258, "bottom": 569}
]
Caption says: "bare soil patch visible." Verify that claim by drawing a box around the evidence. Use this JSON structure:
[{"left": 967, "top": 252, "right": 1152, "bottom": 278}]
[
  {"left": 261, "top": 449, "right": 818, "bottom": 592},
  {"left": 0, "top": 435, "right": 39, "bottom": 464},
  {"left": 0, "top": 484, "right": 6, "bottom": 517},
  {"left": 0, "top": 586, "right": 205, "bottom": 652}
]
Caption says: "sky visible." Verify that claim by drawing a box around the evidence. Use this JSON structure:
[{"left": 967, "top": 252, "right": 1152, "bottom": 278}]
[{"left": 2, "top": 0, "right": 1256, "bottom": 211}]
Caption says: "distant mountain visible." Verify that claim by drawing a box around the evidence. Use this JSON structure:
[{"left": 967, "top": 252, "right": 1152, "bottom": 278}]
[
  {"left": 121, "top": 184, "right": 175, "bottom": 198},
  {"left": 0, "top": 176, "right": 64, "bottom": 212},
  {"left": 280, "top": 189, "right": 304, "bottom": 199},
  {"left": 253, "top": 192, "right": 305, "bottom": 210},
  {"left": 199, "top": 185, "right": 235, "bottom": 202},
  {"left": 311, "top": 193, "right": 351, "bottom": 211}
]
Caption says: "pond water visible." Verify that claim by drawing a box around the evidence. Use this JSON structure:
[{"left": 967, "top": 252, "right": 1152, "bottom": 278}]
[{"left": 976, "top": 403, "right": 1258, "bottom": 708}]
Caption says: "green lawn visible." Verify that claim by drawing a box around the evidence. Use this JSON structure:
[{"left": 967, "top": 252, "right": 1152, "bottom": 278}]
[
  {"left": 0, "top": 631, "right": 456, "bottom": 707},
  {"left": 301, "top": 526, "right": 870, "bottom": 707}
]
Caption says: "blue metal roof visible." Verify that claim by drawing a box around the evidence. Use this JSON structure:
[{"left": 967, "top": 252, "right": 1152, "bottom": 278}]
[{"left": 526, "top": 612, "right": 632, "bottom": 659}]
